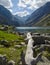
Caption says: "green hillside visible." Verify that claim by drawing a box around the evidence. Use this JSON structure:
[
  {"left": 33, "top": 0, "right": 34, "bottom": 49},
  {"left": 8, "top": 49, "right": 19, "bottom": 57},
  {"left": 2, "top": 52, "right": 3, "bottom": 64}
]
[
  {"left": 0, "top": 30, "right": 24, "bottom": 42},
  {"left": 34, "top": 14, "right": 50, "bottom": 26}
]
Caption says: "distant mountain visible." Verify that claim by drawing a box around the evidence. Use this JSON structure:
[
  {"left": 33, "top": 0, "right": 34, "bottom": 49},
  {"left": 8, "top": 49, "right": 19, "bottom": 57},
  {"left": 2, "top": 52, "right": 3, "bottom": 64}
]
[
  {"left": 0, "top": 5, "right": 20, "bottom": 26},
  {"left": 15, "top": 15, "right": 29, "bottom": 25},
  {"left": 25, "top": 2, "right": 50, "bottom": 26},
  {"left": 0, "top": 2, "right": 50, "bottom": 27},
  {"left": 15, "top": 15, "right": 24, "bottom": 26}
]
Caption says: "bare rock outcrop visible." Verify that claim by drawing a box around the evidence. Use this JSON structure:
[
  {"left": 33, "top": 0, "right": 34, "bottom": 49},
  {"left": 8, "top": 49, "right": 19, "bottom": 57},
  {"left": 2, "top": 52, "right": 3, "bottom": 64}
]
[{"left": 0, "top": 54, "right": 7, "bottom": 65}]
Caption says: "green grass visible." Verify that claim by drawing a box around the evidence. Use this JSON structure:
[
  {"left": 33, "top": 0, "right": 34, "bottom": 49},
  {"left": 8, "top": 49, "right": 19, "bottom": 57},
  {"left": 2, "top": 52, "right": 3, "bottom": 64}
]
[
  {"left": 0, "top": 47, "right": 25, "bottom": 65},
  {"left": 0, "top": 30, "right": 25, "bottom": 65},
  {"left": 0, "top": 30, "right": 24, "bottom": 42}
]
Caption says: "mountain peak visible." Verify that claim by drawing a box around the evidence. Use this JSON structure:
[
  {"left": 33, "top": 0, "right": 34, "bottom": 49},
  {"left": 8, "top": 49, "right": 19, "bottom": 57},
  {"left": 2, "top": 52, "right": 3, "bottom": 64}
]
[
  {"left": 0, "top": 5, "right": 5, "bottom": 8},
  {"left": 45, "top": 2, "right": 50, "bottom": 6}
]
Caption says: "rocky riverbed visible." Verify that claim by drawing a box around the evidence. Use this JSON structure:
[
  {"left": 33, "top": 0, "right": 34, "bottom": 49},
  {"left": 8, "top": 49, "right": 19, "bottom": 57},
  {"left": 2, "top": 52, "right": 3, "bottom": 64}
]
[{"left": 0, "top": 32, "right": 50, "bottom": 65}]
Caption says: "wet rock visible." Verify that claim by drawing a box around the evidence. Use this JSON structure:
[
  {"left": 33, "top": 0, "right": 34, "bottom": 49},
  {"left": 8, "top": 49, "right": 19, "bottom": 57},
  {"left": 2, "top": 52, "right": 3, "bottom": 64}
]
[
  {"left": 0, "top": 40, "right": 10, "bottom": 47},
  {"left": 45, "top": 33, "right": 50, "bottom": 36},
  {"left": 20, "top": 42, "right": 26, "bottom": 46},
  {"left": 37, "top": 56, "right": 50, "bottom": 65},
  {"left": 32, "top": 33, "right": 40, "bottom": 36},
  {"left": 14, "top": 45, "right": 22, "bottom": 48},
  {"left": 1, "top": 40, "right": 8, "bottom": 44},
  {"left": 33, "top": 36, "right": 45, "bottom": 46},
  {"left": 45, "top": 35, "right": 50, "bottom": 41},
  {"left": 8, "top": 60, "right": 15, "bottom": 65},
  {"left": 0, "top": 54, "right": 7, "bottom": 65},
  {"left": 45, "top": 40, "right": 50, "bottom": 44}
]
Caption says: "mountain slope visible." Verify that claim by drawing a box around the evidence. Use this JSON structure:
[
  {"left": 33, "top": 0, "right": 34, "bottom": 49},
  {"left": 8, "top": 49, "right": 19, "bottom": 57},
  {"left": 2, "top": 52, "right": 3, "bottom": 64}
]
[
  {"left": 0, "top": 5, "right": 20, "bottom": 26},
  {"left": 34, "top": 14, "right": 50, "bottom": 26},
  {"left": 15, "top": 15, "right": 29, "bottom": 26},
  {"left": 25, "top": 2, "right": 50, "bottom": 26}
]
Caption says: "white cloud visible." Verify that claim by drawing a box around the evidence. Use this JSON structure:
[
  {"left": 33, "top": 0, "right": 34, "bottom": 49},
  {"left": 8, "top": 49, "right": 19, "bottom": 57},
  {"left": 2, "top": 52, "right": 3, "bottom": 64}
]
[
  {"left": 22, "top": 0, "right": 32, "bottom": 4},
  {"left": 0, "top": 0, "right": 13, "bottom": 8},
  {"left": 8, "top": 9, "right": 13, "bottom": 13},
  {"left": 16, "top": 0, "right": 50, "bottom": 17},
  {"left": 27, "top": 0, "right": 49, "bottom": 10},
  {"left": 14, "top": 10, "right": 30, "bottom": 17},
  {"left": 33, "top": 0, "right": 50, "bottom": 9},
  {"left": 17, "top": 0, "right": 27, "bottom": 8},
  {"left": 17, "top": 0, "right": 50, "bottom": 10}
]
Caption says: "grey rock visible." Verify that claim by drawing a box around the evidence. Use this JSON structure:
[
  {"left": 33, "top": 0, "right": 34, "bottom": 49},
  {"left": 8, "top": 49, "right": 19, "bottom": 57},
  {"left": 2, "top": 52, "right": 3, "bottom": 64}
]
[
  {"left": 45, "top": 40, "right": 50, "bottom": 44},
  {"left": 37, "top": 56, "right": 50, "bottom": 65},
  {"left": 0, "top": 54, "right": 7, "bottom": 65},
  {"left": 20, "top": 42, "right": 26, "bottom": 46},
  {"left": 1, "top": 40, "right": 8, "bottom": 43},
  {"left": 32, "top": 33, "right": 40, "bottom": 36},
  {"left": 14, "top": 45, "right": 22, "bottom": 48},
  {"left": 33, "top": 36, "right": 45, "bottom": 45},
  {"left": 8, "top": 60, "right": 15, "bottom": 65}
]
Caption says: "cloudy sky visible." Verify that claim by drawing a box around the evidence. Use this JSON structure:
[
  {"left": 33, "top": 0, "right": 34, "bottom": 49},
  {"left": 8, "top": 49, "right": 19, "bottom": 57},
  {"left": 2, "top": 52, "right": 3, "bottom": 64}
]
[{"left": 0, "top": 0, "right": 50, "bottom": 17}]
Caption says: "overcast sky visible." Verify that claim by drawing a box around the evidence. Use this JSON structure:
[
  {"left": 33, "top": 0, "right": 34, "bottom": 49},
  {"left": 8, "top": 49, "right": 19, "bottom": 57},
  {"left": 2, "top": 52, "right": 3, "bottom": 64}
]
[{"left": 0, "top": 0, "right": 50, "bottom": 17}]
